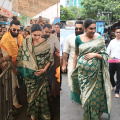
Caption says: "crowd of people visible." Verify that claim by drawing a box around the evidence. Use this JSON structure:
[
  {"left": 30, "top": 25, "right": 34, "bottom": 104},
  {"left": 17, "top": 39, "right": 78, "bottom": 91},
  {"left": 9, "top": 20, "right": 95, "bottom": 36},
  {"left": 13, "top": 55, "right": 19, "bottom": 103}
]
[
  {"left": 0, "top": 16, "right": 60, "bottom": 120},
  {"left": 1, "top": 14, "right": 120, "bottom": 120},
  {"left": 61, "top": 18, "right": 120, "bottom": 120}
]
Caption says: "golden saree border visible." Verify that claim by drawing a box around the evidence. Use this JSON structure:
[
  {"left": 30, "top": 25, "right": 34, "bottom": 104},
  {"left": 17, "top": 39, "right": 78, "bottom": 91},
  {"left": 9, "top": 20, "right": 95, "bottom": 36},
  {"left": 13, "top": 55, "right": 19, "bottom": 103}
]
[
  {"left": 16, "top": 36, "right": 38, "bottom": 70},
  {"left": 71, "top": 37, "right": 111, "bottom": 117}
]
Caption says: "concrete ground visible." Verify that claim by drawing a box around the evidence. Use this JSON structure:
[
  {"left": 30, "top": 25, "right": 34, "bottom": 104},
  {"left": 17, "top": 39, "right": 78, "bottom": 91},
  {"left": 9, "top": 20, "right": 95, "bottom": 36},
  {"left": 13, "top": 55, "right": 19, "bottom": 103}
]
[{"left": 60, "top": 73, "right": 120, "bottom": 120}]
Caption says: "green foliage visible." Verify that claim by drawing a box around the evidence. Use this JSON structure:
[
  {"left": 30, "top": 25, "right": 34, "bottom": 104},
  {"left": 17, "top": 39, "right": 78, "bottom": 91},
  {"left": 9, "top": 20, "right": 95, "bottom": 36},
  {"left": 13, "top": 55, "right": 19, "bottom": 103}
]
[
  {"left": 60, "top": 5, "right": 83, "bottom": 20},
  {"left": 60, "top": 6, "right": 74, "bottom": 20},
  {"left": 70, "top": 6, "right": 79, "bottom": 19},
  {"left": 60, "top": 0, "right": 120, "bottom": 22},
  {"left": 80, "top": 0, "right": 120, "bottom": 22}
]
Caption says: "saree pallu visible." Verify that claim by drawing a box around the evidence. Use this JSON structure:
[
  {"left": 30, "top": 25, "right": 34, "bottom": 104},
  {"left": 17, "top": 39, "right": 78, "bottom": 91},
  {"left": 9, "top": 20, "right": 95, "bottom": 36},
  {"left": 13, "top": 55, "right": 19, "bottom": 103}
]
[
  {"left": 71, "top": 38, "right": 111, "bottom": 120},
  {"left": 16, "top": 36, "right": 52, "bottom": 120}
]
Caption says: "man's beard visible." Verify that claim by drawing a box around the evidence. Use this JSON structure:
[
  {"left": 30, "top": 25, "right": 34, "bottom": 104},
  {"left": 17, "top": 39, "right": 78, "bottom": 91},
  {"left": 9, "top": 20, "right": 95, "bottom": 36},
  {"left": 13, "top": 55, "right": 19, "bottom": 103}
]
[
  {"left": 75, "top": 31, "right": 84, "bottom": 36},
  {"left": 41, "top": 35, "right": 50, "bottom": 39},
  {"left": 10, "top": 30, "right": 19, "bottom": 37}
]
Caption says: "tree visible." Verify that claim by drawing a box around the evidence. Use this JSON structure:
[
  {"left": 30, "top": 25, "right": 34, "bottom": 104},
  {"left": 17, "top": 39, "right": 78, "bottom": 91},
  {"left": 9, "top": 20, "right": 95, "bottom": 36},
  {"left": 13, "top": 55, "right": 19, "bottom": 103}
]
[
  {"left": 70, "top": 6, "right": 80, "bottom": 20},
  {"left": 80, "top": 0, "right": 120, "bottom": 22},
  {"left": 60, "top": 6, "right": 74, "bottom": 20}
]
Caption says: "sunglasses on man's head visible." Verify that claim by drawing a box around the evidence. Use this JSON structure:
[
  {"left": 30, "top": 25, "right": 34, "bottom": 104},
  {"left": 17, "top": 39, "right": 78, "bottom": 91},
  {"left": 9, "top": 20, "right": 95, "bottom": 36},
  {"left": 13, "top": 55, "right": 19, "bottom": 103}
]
[
  {"left": 12, "top": 28, "right": 20, "bottom": 32},
  {"left": 75, "top": 27, "right": 83, "bottom": 31}
]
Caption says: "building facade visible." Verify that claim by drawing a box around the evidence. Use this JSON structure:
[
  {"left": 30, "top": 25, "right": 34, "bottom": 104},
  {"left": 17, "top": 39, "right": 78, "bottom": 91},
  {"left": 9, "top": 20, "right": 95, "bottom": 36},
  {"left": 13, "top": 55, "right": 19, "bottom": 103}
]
[{"left": 65, "top": 0, "right": 83, "bottom": 8}]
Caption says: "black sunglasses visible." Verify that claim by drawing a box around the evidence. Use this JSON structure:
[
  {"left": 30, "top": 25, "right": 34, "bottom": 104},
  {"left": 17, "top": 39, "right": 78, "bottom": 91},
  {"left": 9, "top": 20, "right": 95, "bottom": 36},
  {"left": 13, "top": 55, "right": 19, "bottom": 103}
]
[
  {"left": 12, "top": 28, "right": 20, "bottom": 32},
  {"left": 75, "top": 27, "right": 83, "bottom": 31}
]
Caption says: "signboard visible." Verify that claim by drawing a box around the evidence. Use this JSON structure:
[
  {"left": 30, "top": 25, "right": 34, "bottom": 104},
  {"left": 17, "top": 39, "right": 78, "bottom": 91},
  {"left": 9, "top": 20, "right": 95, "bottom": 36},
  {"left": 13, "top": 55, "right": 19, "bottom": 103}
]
[
  {"left": 65, "top": 20, "right": 76, "bottom": 30},
  {"left": 0, "top": 6, "right": 14, "bottom": 18}
]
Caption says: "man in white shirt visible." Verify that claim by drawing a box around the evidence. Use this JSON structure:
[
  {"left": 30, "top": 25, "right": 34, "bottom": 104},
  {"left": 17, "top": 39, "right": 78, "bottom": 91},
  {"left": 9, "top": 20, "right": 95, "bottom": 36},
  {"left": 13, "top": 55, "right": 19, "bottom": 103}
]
[
  {"left": 62, "top": 20, "right": 84, "bottom": 86},
  {"left": 107, "top": 26, "right": 120, "bottom": 98}
]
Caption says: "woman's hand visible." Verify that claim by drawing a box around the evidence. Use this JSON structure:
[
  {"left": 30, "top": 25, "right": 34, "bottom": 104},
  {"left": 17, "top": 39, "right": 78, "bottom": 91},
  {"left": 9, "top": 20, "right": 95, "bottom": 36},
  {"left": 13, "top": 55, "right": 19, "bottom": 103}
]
[
  {"left": 34, "top": 69, "right": 45, "bottom": 76},
  {"left": 84, "top": 53, "right": 97, "bottom": 60}
]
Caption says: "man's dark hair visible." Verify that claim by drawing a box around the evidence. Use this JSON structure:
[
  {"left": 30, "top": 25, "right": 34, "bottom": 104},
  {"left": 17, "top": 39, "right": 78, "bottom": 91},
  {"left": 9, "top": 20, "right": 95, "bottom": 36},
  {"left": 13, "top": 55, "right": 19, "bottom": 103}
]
[
  {"left": 26, "top": 30, "right": 30, "bottom": 35},
  {"left": 43, "top": 24, "right": 52, "bottom": 29},
  {"left": 115, "top": 26, "right": 120, "bottom": 32},
  {"left": 2, "top": 27, "right": 7, "bottom": 30},
  {"left": 55, "top": 22, "right": 60, "bottom": 27},
  {"left": 75, "top": 20, "right": 83, "bottom": 25},
  {"left": 10, "top": 16, "right": 20, "bottom": 26},
  {"left": 51, "top": 30, "right": 55, "bottom": 34},
  {"left": 39, "top": 16, "right": 42, "bottom": 18},
  {"left": 77, "top": 17, "right": 82, "bottom": 20}
]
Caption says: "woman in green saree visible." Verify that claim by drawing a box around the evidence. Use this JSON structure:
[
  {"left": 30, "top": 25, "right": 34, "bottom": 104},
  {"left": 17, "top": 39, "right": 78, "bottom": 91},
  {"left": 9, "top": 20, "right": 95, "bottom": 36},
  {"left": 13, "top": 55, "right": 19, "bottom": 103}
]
[
  {"left": 16, "top": 24, "right": 52, "bottom": 120},
  {"left": 71, "top": 19, "right": 111, "bottom": 120}
]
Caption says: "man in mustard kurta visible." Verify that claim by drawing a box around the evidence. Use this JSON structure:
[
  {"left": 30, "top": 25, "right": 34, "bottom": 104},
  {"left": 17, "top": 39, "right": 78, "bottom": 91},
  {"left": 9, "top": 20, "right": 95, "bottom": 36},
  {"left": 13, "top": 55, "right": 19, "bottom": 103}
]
[{"left": 0, "top": 16, "right": 23, "bottom": 108}]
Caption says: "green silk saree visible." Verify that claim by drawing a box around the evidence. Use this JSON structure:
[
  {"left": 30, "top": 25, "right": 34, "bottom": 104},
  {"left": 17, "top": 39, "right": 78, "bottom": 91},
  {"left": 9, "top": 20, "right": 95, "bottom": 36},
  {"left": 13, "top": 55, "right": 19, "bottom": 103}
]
[
  {"left": 16, "top": 36, "right": 52, "bottom": 120},
  {"left": 71, "top": 37, "right": 111, "bottom": 120}
]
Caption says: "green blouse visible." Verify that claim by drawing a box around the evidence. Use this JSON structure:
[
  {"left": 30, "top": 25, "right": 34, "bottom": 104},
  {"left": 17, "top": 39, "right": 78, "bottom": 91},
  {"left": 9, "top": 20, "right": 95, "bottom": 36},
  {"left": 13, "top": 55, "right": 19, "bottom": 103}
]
[{"left": 75, "top": 35, "right": 102, "bottom": 53}]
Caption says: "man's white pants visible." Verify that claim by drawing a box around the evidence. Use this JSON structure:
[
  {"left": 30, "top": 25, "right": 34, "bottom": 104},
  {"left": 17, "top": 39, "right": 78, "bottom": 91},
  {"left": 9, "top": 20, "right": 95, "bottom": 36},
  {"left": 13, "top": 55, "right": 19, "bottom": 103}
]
[{"left": 12, "top": 72, "right": 19, "bottom": 106}]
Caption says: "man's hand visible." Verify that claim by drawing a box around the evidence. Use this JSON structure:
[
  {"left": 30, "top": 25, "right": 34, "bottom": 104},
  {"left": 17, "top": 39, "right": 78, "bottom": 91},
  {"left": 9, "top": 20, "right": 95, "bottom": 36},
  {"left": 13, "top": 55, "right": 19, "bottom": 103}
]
[
  {"left": 62, "top": 65, "right": 66, "bottom": 73},
  {"left": 60, "top": 56, "right": 63, "bottom": 66},
  {"left": 55, "top": 50, "right": 60, "bottom": 57},
  {"left": 13, "top": 67, "right": 18, "bottom": 75},
  {"left": 118, "top": 59, "right": 120, "bottom": 63},
  {"left": 5, "top": 55, "right": 12, "bottom": 61},
  {"left": 0, "top": 62, "right": 8, "bottom": 70}
]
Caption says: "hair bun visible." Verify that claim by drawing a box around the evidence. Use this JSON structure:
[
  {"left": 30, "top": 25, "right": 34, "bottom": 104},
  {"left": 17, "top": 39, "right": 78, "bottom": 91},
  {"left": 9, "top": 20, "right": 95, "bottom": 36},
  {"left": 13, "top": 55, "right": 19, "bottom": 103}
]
[{"left": 12, "top": 16, "right": 17, "bottom": 20}]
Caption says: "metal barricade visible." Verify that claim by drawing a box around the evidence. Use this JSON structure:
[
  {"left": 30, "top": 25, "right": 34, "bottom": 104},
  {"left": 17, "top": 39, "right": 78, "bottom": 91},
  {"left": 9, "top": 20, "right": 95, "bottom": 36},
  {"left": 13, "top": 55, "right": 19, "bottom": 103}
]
[{"left": 0, "top": 62, "right": 13, "bottom": 120}]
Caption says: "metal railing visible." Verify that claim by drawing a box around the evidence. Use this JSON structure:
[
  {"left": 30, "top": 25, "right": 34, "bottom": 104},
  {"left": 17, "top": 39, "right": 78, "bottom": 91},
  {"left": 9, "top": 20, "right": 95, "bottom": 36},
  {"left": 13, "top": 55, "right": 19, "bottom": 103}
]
[{"left": 0, "top": 62, "right": 13, "bottom": 120}]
